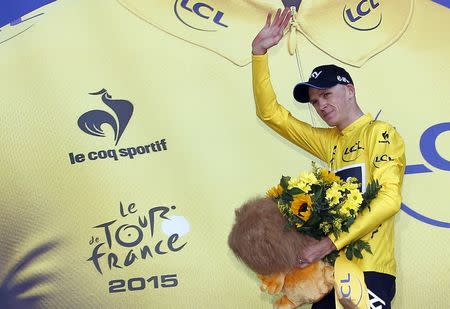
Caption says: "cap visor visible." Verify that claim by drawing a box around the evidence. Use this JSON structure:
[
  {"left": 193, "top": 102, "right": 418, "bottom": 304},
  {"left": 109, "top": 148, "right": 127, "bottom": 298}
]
[
  {"left": 293, "top": 82, "right": 326, "bottom": 103},
  {"left": 293, "top": 81, "right": 338, "bottom": 103}
]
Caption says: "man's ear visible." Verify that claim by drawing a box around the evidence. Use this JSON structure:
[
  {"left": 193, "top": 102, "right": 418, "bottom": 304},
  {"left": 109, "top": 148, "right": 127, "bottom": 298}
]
[{"left": 345, "top": 84, "right": 355, "bottom": 98}]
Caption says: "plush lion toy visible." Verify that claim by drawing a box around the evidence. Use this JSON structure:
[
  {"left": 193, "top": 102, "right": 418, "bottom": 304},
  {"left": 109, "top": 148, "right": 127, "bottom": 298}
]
[{"left": 228, "top": 197, "right": 355, "bottom": 309}]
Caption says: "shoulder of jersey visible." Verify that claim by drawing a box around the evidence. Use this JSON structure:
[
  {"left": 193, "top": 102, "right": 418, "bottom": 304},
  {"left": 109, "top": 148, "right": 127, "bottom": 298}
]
[
  {"left": 367, "top": 119, "right": 395, "bottom": 132},
  {"left": 365, "top": 119, "right": 399, "bottom": 142}
]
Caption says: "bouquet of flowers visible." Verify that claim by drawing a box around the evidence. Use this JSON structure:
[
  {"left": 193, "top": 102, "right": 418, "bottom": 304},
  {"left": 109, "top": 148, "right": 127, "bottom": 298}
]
[{"left": 266, "top": 162, "right": 381, "bottom": 264}]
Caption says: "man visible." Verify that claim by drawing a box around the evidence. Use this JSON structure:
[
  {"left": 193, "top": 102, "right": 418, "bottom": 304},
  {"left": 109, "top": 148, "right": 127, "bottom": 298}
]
[{"left": 251, "top": 7, "right": 405, "bottom": 308}]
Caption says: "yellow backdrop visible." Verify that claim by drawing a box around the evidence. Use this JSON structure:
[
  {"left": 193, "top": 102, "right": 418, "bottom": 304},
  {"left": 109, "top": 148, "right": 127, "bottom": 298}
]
[{"left": 0, "top": 0, "right": 449, "bottom": 308}]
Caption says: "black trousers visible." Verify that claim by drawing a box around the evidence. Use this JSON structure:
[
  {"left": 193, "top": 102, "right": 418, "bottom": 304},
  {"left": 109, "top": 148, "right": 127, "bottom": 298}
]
[{"left": 311, "top": 272, "right": 396, "bottom": 309}]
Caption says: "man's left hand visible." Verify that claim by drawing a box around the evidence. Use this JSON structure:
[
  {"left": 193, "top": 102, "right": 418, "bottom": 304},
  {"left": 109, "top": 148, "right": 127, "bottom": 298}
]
[{"left": 296, "top": 236, "right": 337, "bottom": 268}]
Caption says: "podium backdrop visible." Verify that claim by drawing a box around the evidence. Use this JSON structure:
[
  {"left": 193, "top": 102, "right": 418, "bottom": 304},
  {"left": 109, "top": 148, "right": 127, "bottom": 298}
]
[{"left": 0, "top": 0, "right": 449, "bottom": 308}]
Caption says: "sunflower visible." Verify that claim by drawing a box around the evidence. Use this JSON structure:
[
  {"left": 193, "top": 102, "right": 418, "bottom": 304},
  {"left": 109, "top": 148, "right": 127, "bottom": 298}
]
[
  {"left": 266, "top": 185, "right": 283, "bottom": 199},
  {"left": 290, "top": 194, "right": 313, "bottom": 221},
  {"left": 320, "top": 169, "right": 341, "bottom": 183}
]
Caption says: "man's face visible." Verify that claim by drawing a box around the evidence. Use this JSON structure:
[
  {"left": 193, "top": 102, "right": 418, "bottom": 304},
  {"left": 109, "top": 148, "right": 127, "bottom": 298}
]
[{"left": 308, "top": 84, "right": 354, "bottom": 127}]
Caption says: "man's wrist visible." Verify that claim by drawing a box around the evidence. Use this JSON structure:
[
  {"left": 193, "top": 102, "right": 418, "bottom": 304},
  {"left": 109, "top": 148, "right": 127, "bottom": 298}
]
[
  {"left": 323, "top": 237, "right": 337, "bottom": 254},
  {"left": 252, "top": 47, "right": 267, "bottom": 55}
]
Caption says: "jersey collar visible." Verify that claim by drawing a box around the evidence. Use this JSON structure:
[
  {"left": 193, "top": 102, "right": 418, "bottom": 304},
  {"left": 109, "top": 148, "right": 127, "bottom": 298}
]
[{"left": 340, "top": 113, "right": 373, "bottom": 136}]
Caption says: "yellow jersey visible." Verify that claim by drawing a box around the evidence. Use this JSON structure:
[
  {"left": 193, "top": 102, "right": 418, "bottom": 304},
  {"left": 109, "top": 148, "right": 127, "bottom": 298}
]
[{"left": 253, "top": 53, "right": 406, "bottom": 276}]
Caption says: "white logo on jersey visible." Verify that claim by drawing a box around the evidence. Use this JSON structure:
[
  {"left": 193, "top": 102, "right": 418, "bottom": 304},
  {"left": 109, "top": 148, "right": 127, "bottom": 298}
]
[
  {"left": 311, "top": 71, "right": 323, "bottom": 79},
  {"left": 368, "top": 289, "right": 386, "bottom": 309}
]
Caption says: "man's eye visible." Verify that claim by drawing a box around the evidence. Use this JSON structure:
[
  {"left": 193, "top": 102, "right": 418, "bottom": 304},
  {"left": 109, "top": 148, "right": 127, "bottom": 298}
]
[{"left": 324, "top": 93, "right": 330, "bottom": 98}]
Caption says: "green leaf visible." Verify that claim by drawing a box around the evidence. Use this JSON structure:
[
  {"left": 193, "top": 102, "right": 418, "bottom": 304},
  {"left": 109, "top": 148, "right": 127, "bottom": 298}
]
[
  {"left": 288, "top": 187, "right": 301, "bottom": 195},
  {"left": 280, "top": 176, "right": 290, "bottom": 190},
  {"left": 323, "top": 251, "right": 340, "bottom": 265},
  {"left": 360, "top": 180, "right": 381, "bottom": 212},
  {"left": 332, "top": 230, "right": 339, "bottom": 239},
  {"left": 280, "top": 192, "right": 292, "bottom": 204},
  {"left": 360, "top": 241, "right": 373, "bottom": 254},
  {"left": 353, "top": 249, "right": 363, "bottom": 259},
  {"left": 359, "top": 241, "right": 369, "bottom": 250},
  {"left": 345, "top": 248, "right": 353, "bottom": 260}
]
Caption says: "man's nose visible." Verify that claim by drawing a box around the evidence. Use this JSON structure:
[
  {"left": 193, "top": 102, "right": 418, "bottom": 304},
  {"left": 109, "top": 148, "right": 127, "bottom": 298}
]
[{"left": 317, "top": 99, "right": 327, "bottom": 110}]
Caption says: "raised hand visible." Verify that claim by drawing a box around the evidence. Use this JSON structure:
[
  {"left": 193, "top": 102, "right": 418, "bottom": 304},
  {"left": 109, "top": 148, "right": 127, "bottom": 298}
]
[{"left": 252, "top": 7, "right": 292, "bottom": 55}]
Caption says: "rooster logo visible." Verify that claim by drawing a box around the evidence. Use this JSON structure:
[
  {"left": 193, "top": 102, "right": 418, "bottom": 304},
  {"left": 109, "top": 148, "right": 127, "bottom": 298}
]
[
  {"left": 378, "top": 131, "right": 390, "bottom": 144},
  {"left": 78, "top": 89, "right": 134, "bottom": 145}
]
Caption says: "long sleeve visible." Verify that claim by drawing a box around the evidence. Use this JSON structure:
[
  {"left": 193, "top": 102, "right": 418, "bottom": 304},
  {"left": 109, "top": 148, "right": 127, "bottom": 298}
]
[
  {"left": 331, "top": 124, "right": 406, "bottom": 250},
  {"left": 252, "top": 53, "right": 333, "bottom": 162}
]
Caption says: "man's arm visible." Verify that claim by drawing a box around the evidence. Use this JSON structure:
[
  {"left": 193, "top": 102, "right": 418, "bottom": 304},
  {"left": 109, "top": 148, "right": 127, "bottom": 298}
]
[
  {"left": 252, "top": 9, "right": 332, "bottom": 162},
  {"left": 330, "top": 124, "right": 406, "bottom": 250}
]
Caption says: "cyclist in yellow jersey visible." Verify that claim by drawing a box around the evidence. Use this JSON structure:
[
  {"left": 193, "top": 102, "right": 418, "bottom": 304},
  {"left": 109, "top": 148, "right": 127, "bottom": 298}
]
[{"left": 251, "top": 8, "right": 405, "bottom": 308}]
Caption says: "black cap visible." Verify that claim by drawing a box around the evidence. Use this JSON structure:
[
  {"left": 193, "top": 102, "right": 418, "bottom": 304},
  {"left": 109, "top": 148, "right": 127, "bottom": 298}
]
[{"left": 293, "top": 64, "right": 353, "bottom": 103}]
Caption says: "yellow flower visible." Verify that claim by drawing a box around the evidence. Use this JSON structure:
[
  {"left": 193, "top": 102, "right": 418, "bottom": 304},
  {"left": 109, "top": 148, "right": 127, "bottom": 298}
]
[
  {"left": 288, "top": 177, "right": 312, "bottom": 193},
  {"left": 290, "top": 194, "right": 313, "bottom": 222},
  {"left": 293, "top": 172, "right": 318, "bottom": 193},
  {"left": 340, "top": 200, "right": 359, "bottom": 216},
  {"left": 342, "top": 181, "right": 359, "bottom": 191},
  {"left": 319, "top": 222, "right": 332, "bottom": 234},
  {"left": 340, "top": 190, "right": 363, "bottom": 216},
  {"left": 348, "top": 189, "right": 363, "bottom": 205},
  {"left": 326, "top": 182, "right": 343, "bottom": 206},
  {"left": 333, "top": 218, "right": 343, "bottom": 231},
  {"left": 320, "top": 169, "right": 341, "bottom": 183},
  {"left": 298, "top": 181, "right": 312, "bottom": 193},
  {"left": 287, "top": 177, "right": 300, "bottom": 189},
  {"left": 299, "top": 172, "right": 318, "bottom": 185},
  {"left": 266, "top": 185, "right": 283, "bottom": 199}
]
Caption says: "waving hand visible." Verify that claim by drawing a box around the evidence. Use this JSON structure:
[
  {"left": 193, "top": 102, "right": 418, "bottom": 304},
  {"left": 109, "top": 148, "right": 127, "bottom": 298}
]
[{"left": 252, "top": 7, "right": 292, "bottom": 55}]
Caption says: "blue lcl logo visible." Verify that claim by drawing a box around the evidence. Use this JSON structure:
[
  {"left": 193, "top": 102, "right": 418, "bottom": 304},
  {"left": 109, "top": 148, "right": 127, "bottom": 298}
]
[
  {"left": 403, "top": 122, "right": 450, "bottom": 228},
  {"left": 343, "top": 0, "right": 382, "bottom": 31},
  {"left": 174, "top": 0, "right": 228, "bottom": 32}
]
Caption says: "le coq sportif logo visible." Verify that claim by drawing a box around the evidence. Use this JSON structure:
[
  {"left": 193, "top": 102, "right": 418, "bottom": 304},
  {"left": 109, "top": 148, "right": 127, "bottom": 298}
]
[
  {"left": 78, "top": 89, "right": 134, "bottom": 146},
  {"left": 69, "top": 89, "right": 168, "bottom": 166}
]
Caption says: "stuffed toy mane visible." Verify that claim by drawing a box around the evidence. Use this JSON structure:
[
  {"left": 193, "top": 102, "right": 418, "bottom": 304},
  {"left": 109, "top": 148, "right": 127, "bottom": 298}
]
[{"left": 229, "top": 197, "right": 356, "bottom": 309}]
